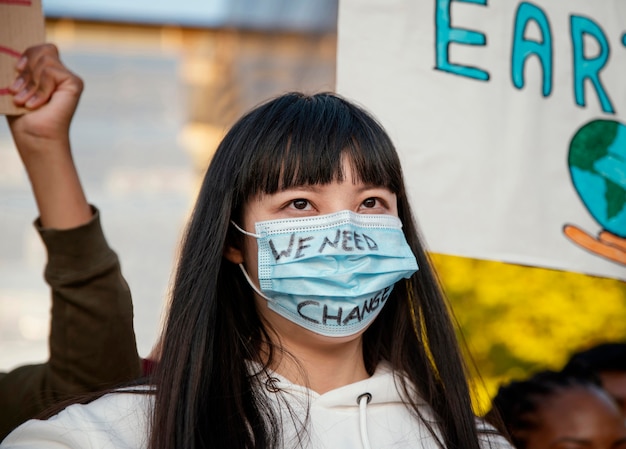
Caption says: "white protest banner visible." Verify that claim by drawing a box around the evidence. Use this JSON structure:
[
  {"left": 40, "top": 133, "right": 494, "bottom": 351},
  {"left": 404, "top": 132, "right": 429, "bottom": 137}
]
[{"left": 337, "top": 0, "right": 626, "bottom": 281}]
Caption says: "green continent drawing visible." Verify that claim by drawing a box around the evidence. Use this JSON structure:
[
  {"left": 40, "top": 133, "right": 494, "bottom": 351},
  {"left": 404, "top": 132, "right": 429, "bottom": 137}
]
[{"left": 568, "top": 119, "right": 626, "bottom": 238}]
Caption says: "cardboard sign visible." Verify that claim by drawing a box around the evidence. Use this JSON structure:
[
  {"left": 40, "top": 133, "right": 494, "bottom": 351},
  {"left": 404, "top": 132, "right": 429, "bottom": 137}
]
[
  {"left": 337, "top": 0, "right": 626, "bottom": 281},
  {"left": 0, "top": 0, "right": 45, "bottom": 115}
]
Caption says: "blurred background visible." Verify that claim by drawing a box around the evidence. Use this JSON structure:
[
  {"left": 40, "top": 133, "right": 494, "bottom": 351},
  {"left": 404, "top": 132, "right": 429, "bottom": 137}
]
[
  {"left": 0, "top": 0, "right": 624, "bottom": 412},
  {"left": 0, "top": 0, "right": 337, "bottom": 371}
]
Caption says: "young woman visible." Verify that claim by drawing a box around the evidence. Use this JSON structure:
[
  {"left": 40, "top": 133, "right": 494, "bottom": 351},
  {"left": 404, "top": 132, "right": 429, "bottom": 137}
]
[
  {"left": 485, "top": 367, "right": 626, "bottom": 449},
  {"left": 2, "top": 44, "right": 510, "bottom": 449}
]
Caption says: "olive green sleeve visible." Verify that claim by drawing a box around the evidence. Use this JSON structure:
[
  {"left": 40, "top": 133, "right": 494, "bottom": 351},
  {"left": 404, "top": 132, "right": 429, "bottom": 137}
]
[{"left": 0, "top": 207, "right": 141, "bottom": 440}]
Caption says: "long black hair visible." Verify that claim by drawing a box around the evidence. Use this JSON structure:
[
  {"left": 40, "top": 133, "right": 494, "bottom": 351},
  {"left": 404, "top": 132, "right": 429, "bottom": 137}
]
[{"left": 150, "top": 92, "right": 486, "bottom": 449}]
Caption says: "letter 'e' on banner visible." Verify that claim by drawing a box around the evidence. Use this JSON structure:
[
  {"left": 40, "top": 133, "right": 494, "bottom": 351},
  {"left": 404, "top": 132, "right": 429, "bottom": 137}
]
[
  {"left": 0, "top": 0, "right": 45, "bottom": 115},
  {"left": 336, "top": 0, "right": 626, "bottom": 281}
]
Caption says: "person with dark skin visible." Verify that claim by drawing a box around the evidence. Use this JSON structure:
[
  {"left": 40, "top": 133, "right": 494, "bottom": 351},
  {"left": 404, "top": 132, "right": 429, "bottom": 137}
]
[
  {"left": 0, "top": 44, "right": 141, "bottom": 439},
  {"left": 564, "top": 342, "right": 626, "bottom": 417},
  {"left": 485, "top": 367, "right": 626, "bottom": 449}
]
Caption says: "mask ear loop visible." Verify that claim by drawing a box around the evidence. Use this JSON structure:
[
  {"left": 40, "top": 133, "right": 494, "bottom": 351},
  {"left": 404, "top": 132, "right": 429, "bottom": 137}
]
[
  {"left": 238, "top": 264, "right": 273, "bottom": 302},
  {"left": 230, "top": 220, "right": 261, "bottom": 238},
  {"left": 230, "top": 221, "right": 273, "bottom": 302}
]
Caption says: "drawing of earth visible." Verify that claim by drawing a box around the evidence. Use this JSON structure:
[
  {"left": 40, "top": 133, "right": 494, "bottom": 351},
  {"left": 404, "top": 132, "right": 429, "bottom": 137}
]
[{"left": 568, "top": 119, "right": 626, "bottom": 238}]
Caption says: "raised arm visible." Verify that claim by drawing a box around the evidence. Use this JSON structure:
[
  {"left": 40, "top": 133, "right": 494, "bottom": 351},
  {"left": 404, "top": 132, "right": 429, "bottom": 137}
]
[
  {"left": 0, "top": 44, "right": 141, "bottom": 440},
  {"left": 7, "top": 43, "right": 91, "bottom": 228}
]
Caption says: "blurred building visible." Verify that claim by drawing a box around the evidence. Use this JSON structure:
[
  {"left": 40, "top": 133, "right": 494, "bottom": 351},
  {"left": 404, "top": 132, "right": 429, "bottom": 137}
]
[{"left": 45, "top": 0, "right": 338, "bottom": 172}]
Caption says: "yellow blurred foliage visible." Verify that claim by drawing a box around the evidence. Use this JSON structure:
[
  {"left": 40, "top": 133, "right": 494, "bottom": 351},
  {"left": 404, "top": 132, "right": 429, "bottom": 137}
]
[{"left": 429, "top": 253, "right": 626, "bottom": 414}]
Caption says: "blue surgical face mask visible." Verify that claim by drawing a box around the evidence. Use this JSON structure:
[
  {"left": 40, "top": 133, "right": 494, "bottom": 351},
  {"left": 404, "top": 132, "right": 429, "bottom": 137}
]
[{"left": 232, "top": 210, "right": 418, "bottom": 337}]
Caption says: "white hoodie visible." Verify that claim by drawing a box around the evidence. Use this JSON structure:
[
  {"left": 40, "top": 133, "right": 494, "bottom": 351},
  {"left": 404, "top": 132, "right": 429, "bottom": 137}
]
[{"left": 0, "top": 362, "right": 511, "bottom": 449}]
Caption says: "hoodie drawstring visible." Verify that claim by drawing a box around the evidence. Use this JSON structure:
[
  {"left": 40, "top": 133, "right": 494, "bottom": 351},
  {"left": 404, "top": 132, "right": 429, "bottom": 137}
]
[{"left": 357, "top": 393, "right": 372, "bottom": 449}]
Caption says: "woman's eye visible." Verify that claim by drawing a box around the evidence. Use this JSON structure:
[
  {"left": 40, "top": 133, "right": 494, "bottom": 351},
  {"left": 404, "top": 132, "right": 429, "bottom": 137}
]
[
  {"left": 291, "top": 199, "right": 309, "bottom": 210},
  {"left": 362, "top": 197, "right": 378, "bottom": 208}
]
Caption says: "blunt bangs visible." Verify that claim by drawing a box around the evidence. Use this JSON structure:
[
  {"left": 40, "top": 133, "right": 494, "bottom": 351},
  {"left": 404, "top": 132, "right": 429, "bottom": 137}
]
[{"left": 231, "top": 92, "right": 403, "bottom": 201}]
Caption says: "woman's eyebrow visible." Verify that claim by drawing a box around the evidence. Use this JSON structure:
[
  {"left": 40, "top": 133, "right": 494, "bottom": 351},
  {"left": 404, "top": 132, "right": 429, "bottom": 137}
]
[
  {"left": 357, "top": 184, "right": 394, "bottom": 193},
  {"left": 275, "top": 185, "right": 322, "bottom": 194},
  {"left": 550, "top": 438, "right": 590, "bottom": 447},
  {"left": 285, "top": 185, "right": 320, "bottom": 191}
]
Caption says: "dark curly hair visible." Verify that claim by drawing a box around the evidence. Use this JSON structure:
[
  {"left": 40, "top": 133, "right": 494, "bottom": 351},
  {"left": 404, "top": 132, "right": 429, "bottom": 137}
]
[
  {"left": 564, "top": 343, "right": 626, "bottom": 373},
  {"left": 484, "top": 365, "right": 603, "bottom": 449}
]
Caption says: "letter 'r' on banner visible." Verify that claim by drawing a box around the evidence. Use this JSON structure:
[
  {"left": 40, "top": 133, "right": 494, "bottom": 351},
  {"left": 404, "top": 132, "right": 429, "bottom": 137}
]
[{"left": 0, "top": 0, "right": 45, "bottom": 115}]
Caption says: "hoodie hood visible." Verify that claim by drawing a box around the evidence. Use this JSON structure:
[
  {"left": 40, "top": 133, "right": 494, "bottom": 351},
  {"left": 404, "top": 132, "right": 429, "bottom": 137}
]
[{"left": 255, "top": 361, "right": 440, "bottom": 449}]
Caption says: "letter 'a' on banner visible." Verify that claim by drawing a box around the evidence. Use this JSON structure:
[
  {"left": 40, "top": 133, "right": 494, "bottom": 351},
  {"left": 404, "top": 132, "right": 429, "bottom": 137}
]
[
  {"left": 336, "top": 0, "right": 626, "bottom": 281},
  {"left": 0, "top": 0, "right": 45, "bottom": 115}
]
